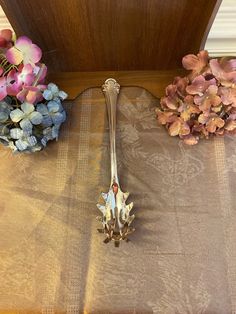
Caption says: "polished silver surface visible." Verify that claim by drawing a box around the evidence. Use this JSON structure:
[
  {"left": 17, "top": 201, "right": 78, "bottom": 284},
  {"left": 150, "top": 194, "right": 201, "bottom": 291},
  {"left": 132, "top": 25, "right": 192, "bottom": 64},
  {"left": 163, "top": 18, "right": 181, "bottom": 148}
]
[{"left": 97, "top": 78, "right": 135, "bottom": 246}]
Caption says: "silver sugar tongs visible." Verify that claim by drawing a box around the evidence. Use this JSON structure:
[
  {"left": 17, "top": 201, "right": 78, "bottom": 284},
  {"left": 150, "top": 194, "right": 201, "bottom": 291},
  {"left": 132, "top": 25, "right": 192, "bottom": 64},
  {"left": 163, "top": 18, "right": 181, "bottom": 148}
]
[{"left": 97, "top": 78, "right": 135, "bottom": 247}]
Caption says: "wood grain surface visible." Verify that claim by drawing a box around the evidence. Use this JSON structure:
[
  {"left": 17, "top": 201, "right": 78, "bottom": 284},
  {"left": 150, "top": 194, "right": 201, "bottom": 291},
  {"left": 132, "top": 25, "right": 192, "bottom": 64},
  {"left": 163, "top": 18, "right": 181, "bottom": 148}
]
[
  {"left": 1, "top": 0, "right": 221, "bottom": 71},
  {"left": 48, "top": 70, "right": 185, "bottom": 99}
]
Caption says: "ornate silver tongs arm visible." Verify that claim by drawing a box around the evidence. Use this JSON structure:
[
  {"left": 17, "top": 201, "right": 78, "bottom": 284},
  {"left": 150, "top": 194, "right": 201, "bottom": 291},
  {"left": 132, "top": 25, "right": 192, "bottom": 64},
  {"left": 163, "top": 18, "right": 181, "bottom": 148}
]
[
  {"left": 105, "top": 78, "right": 120, "bottom": 187},
  {"left": 97, "top": 78, "right": 135, "bottom": 247}
]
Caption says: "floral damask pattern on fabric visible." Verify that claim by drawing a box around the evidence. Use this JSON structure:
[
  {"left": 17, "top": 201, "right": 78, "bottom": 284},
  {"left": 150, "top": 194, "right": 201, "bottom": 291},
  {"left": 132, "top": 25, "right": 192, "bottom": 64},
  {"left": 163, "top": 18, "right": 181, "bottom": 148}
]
[{"left": 0, "top": 87, "right": 235, "bottom": 313}]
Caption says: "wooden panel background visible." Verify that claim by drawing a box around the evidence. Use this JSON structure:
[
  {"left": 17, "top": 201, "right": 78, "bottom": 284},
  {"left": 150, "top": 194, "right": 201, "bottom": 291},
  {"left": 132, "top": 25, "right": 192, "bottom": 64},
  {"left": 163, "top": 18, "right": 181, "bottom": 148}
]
[{"left": 1, "top": 0, "right": 221, "bottom": 72}]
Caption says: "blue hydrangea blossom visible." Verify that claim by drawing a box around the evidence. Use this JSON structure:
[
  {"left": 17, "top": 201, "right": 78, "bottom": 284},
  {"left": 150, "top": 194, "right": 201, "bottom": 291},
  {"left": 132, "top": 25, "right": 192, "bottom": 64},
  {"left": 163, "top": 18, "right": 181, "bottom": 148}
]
[
  {"left": 0, "top": 83, "right": 67, "bottom": 153},
  {"left": 10, "top": 102, "right": 43, "bottom": 134}
]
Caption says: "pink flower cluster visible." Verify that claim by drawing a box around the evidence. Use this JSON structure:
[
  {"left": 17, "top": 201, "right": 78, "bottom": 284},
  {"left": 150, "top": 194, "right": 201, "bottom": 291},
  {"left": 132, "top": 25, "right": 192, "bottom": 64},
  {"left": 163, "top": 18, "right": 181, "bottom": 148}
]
[
  {"left": 0, "top": 29, "right": 47, "bottom": 104},
  {"left": 157, "top": 50, "right": 236, "bottom": 145}
]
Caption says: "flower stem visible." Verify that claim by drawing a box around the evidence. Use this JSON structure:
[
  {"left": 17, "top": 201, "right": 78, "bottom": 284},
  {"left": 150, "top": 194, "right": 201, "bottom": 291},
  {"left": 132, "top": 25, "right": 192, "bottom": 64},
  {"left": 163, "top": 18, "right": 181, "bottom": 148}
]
[
  {"left": 3, "top": 64, "right": 16, "bottom": 76},
  {"left": 12, "top": 97, "right": 20, "bottom": 108}
]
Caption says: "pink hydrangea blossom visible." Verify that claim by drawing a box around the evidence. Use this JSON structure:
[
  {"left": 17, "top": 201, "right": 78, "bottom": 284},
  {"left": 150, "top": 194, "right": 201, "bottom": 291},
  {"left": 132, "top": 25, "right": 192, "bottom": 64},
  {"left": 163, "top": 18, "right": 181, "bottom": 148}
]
[
  {"left": 17, "top": 64, "right": 35, "bottom": 85},
  {"left": 173, "top": 76, "right": 188, "bottom": 97},
  {"left": 157, "top": 51, "right": 236, "bottom": 145},
  {"left": 0, "top": 69, "right": 22, "bottom": 101},
  {"left": 178, "top": 95, "right": 200, "bottom": 121},
  {"left": 17, "top": 85, "right": 46, "bottom": 104},
  {"left": 219, "top": 86, "right": 236, "bottom": 107},
  {"left": 33, "top": 64, "right": 47, "bottom": 84},
  {"left": 160, "top": 84, "right": 180, "bottom": 110},
  {"left": 168, "top": 118, "right": 190, "bottom": 137},
  {"left": 186, "top": 75, "right": 216, "bottom": 96},
  {"left": 198, "top": 113, "right": 225, "bottom": 133},
  {"left": 209, "top": 58, "right": 236, "bottom": 87},
  {"left": 225, "top": 119, "right": 236, "bottom": 131},
  {"left": 181, "top": 134, "right": 199, "bottom": 145},
  {"left": 6, "top": 36, "right": 42, "bottom": 65},
  {"left": 182, "top": 50, "right": 209, "bottom": 77},
  {"left": 194, "top": 85, "right": 222, "bottom": 112}
]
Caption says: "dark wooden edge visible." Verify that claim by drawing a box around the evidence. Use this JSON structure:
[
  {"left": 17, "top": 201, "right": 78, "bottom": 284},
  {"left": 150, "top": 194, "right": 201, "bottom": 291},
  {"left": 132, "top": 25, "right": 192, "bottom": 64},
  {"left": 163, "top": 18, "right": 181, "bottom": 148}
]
[
  {"left": 200, "top": 0, "right": 222, "bottom": 50},
  {"left": 48, "top": 70, "right": 185, "bottom": 100}
]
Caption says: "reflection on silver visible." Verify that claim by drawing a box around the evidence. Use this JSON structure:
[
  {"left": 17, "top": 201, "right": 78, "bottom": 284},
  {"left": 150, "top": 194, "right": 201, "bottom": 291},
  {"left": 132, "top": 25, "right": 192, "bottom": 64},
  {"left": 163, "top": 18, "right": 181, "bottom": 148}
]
[{"left": 97, "top": 78, "right": 135, "bottom": 247}]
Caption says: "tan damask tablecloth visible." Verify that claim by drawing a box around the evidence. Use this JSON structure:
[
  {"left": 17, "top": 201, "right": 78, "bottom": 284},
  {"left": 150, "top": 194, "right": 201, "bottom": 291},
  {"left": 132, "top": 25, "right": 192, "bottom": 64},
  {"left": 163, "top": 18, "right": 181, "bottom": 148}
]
[{"left": 0, "top": 87, "right": 236, "bottom": 314}]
